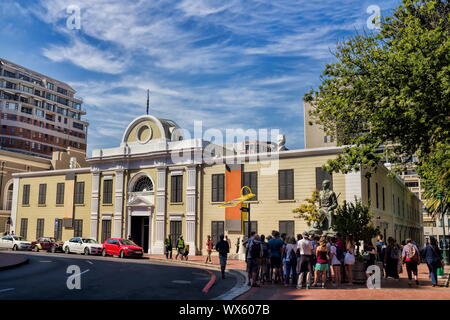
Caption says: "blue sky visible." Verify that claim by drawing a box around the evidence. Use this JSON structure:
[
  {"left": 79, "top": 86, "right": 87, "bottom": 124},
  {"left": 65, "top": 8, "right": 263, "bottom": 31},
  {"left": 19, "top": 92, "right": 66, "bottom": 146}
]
[{"left": 0, "top": 0, "right": 400, "bottom": 155}]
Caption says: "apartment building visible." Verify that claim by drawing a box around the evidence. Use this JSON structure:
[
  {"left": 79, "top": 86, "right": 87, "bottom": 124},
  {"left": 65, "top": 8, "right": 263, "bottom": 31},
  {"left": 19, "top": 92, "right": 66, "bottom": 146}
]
[{"left": 0, "top": 58, "right": 88, "bottom": 158}]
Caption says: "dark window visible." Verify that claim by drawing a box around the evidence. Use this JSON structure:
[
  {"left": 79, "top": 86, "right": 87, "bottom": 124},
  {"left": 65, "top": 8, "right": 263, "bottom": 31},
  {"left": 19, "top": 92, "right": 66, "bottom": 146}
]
[
  {"left": 20, "top": 218, "right": 28, "bottom": 239},
  {"left": 405, "top": 181, "right": 419, "bottom": 188},
  {"left": 278, "top": 169, "right": 294, "bottom": 200},
  {"left": 243, "top": 221, "right": 258, "bottom": 236},
  {"left": 56, "top": 183, "right": 65, "bottom": 205},
  {"left": 133, "top": 176, "right": 153, "bottom": 192},
  {"left": 382, "top": 187, "right": 385, "bottom": 211},
  {"left": 75, "top": 181, "right": 85, "bottom": 204},
  {"left": 171, "top": 175, "right": 183, "bottom": 203},
  {"left": 242, "top": 171, "right": 257, "bottom": 200},
  {"left": 211, "top": 174, "right": 225, "bottom": 202},
  {"left": 211, "top": 221, "right": 224, "bottom": 246},
  {"left": 376, "top": 183, "right": 379, "bottom": 208},
  {"left": 279, "top": 221, "right": 295, "bottom": 240},
  {"left": 315, "top": 167, "right": 332, "bottom": 191},
  {"left": 101, "top": 220, "right": 111, "bottom": 243},
  {"left": 22, "top": 184, "right": 30, "bottom": 205},
  {"left": 398, "top": 197, "right": 400, "bottom": 216},
  {"left": 54, "top": 219, "right": 62, "bottom": 241},
  {"left": 36, "top": 219, "right": 44, "bottom": 239},
  {"left": 103, "top": 179, "right": 113, "bottom": 204},
  {"left": 38, "top": 184, "right": 47, "bottom": 205},
  {"left": 74, "top": 219, "right": 83, "bottom": 237},
  {"left": 367, "top": 177, "right": 371, "bottom": 204},
  {"left": 170, "top": 221, "right": 182, "bottom": 248}
]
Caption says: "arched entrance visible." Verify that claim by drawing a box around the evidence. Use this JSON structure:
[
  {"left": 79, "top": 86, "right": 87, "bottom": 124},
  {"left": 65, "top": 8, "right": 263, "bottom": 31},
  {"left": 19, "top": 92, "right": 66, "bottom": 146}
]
[{"left": 126, "top": 174, "right": 155, "bottom": 253}]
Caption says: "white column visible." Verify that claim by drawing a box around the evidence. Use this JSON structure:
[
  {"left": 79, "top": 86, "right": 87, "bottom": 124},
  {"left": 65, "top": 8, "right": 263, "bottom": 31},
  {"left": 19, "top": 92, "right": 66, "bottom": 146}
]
[
  {"left": 148, "top": 209, "right": 153, "bottom": 254},
  {"left": 153, "top": 166, "right": 166, "bottom": 254},
  {"left": 90, "top": 170, "right": 100, "bottom": 240},
  {"left": 185, "top": 165, "right": 197, "bottom": 254},
  {"left": 126, "top": 207, "right": 132, "bottom": 239},
  {"left": 9, "top": 177, "right": 19, "bottom": 234},
  {"left": 113, "top": 169, "right": 124, "bottom": 238}
]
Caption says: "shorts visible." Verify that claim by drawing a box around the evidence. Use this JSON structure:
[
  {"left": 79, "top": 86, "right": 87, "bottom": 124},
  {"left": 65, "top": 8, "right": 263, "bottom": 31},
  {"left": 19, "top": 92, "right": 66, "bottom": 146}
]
[
  {"left": 270, "top": 256, "right": 282, "bottom": 269},
  {"left": 315, "top": 263, "right": 329, "bottom": 271},
  {"left": 298, "top": 255, "right": 313, "bottom": 273},
  {"left": 219, "top": 254, "right": 227, "bottom": 267},
  {"left": 247, "top": 258, "right": 260, "bottom": 273}
]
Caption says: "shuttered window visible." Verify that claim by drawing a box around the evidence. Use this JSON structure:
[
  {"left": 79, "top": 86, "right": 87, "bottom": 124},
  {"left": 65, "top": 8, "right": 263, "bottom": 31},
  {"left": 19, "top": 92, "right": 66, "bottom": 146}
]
[
  {"left": 38, "top": 184, "right": 47, "bottom": 205},
  {"left": 211, "top": 221, "right": 224, "bottom": 246},
  {"left": 170, "top": 221, "right": 182, "bottom": 248},
  {"left": 279, "top": 221, "right": 295, "bottom": 239},
  {"left": 36, "top": 218, "right": 44, "bottom": 239},
  {"left": 103, "top": 180, "right": 113, "bottom": 204},
  {"left": 315, "top": 167, "right": 333, "bottom": 191},
  {"left": 211, "top": 174, "right": 225, "bottom": 202},
  {"left": 75, "top": 181, "right": 85, "bottom": 204},
  {"left": 74, "top": 219, "right": 83, "bottom": 237},
  {"left": 242, "top": 171, "right": 257, "bottom": 200},
  {"left": 170, "top": 175, "right": 183, "bottom": 203},
  {"left": 20, "top": 218, "right": 28, "bottom": 239},
  {"left": 101, "top": 220, "right": 111, "bottom": 243},
  {"left": 243, "top": 221, "right": 258, "bottom": 236},
  {"left": 54, "top": 219, "right": 62, "bottom": 241},
  {"left": 22, "top": 184, "right": 30, "bottom": 205},
  {"left": 56, "top": 183, "right": 65, "bottom": 205},
  {"left": 278, "top": 169, "right": 294, "bottom": 200}
]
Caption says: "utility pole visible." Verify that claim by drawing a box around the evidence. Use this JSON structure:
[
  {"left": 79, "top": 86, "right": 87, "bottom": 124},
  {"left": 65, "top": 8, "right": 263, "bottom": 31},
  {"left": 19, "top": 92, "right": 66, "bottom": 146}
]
[{"left": 146, "top": 89, "right": 149, "bottom": 115}]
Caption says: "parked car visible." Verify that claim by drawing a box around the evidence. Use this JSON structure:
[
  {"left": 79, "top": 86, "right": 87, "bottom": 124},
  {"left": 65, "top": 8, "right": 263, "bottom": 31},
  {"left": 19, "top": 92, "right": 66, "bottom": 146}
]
[
  {"left": 0, "top": 235, "right": 32, "bottom": 251},
  {"left": 63, "top": 237, "right": 103, "bottom": 255},
  {"left": 102, "top": 238, "right": 144, "bottom": 258},
  {"left": 30, "top": 237, "right": 63, "bottom": 253}
]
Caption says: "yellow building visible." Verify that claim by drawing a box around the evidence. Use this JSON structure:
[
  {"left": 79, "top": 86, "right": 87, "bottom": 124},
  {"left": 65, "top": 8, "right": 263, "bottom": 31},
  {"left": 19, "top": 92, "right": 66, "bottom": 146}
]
[{"left": 11, "top": 114, "right": 423, "bottom": 254}]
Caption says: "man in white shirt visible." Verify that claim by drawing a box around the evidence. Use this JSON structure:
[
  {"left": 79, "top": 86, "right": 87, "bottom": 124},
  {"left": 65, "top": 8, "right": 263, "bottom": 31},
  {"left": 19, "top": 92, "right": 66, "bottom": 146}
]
[{"left": 297, "top": 232, "right": 314, "bottom": 289}]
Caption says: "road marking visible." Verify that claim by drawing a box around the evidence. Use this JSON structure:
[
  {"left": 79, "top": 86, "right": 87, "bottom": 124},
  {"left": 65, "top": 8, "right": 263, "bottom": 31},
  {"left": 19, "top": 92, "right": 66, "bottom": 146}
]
[
  {"left": 202, "top": 269, "right": 217, "bottom": 294},
  {"left": 172, "top": 280, "right": 192, "bottom": 284},
  {"left": 39, "top": 260, "right": 52, "bottom": 263},
  {"left": 67, "top": 269, "right": 90, "bottom": 278},
  {"left": 86, "top": 260, "right": 93, "bottom": 265},
  {"left": 0, "top": 288, "right": 15, "bottom": 293}
]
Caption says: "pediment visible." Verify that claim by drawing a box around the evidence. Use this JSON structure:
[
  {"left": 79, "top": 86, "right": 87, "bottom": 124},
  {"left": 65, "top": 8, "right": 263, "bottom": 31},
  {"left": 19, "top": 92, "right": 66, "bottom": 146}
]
[{"left": 127, "top": 193, "right": 154, "bottom": 207}]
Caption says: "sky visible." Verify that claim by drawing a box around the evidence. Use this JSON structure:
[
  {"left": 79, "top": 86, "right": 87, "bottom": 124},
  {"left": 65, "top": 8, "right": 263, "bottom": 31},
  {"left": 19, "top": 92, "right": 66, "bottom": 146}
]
[{"left": 0, "top": 0, "right": 400, "bottom": 155}]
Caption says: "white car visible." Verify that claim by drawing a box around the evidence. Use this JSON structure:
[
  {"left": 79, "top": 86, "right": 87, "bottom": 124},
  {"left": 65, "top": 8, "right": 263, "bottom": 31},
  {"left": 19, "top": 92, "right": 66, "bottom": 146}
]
[
  {"left": 63, "top": 237, "right": 102, "bottom": 255},
  {"left": 0, "top": 235, "right": 32, "bottom": 251}
]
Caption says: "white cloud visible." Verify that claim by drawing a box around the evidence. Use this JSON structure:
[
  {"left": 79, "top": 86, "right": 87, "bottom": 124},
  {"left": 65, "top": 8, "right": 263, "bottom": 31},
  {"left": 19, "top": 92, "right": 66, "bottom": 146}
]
[{"left": 42, "top": 39, "right": 126, "bottom": 74}]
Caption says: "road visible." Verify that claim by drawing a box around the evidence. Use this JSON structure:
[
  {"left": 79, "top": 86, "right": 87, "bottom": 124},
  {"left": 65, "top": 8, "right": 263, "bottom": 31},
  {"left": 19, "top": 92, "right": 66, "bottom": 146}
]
[{"left": 0, "top": 251, "right": 238, "bottom": 300}]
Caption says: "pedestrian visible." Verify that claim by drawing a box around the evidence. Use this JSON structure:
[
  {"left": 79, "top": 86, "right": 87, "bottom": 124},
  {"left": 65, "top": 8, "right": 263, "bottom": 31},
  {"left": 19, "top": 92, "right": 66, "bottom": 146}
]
[
  {"left": 205, "top": 235, "right": 213, "bottom": 263},
  {"left": 283, "top": 237, "right": 298, "bottom": 287},
  {"left": 175, "top": 236, "right": 185, "bottom": 260},
  {"left": 215, "top": 234, "right": 230, "bottom": 279},
  {"left": 329, "top": 237, "right": 342, "bottom": 287},
  {"left": 244, "top": 231, "right": 256, "bottom": 285},
  {"left": 268, "top": 231, "right": 284, "bottom": 284},
  {"left": 383, "top": 237, "right": 400, "bottom": 280},
  {"left": 183, "top": 243, "right": 190, "bottom": 261},
  {"left": 313, "top": 236, "right": 329, "bottom": 288},
  {"left": 421, "top": 236, "right": 443, "bottom": 287},
  {"left": 247, "top": 234, "right": 262, "bottom": 287},
  {"left": 375, "top": 234, "right": 386, "bottom": 261},
  {"left": 259, "top": 235, "right": 269, "bottom": 284},
  {"left": 164, "top": 235, "right": 173, "bottom": 259},
  {"left": 297, "top": 232, "right": 313, "bottom": 289},
  {"left": 344, "top": 235, "right": 356, "bottom": 285},
  {"left": 402, "top": 238, "right": 420, "bottom": 286},
  {"left": 363, "top": 241, "right": 376, "bottom": 270},
  {"left": 225, "top": 235, "right": 232, "bottom": 249}
]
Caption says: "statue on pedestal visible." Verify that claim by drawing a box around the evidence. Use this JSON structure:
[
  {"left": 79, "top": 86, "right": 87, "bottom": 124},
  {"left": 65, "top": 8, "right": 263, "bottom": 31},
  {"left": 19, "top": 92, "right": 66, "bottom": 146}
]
[{"left": 309, "top": 180, "right": 338, "bottom": 234}]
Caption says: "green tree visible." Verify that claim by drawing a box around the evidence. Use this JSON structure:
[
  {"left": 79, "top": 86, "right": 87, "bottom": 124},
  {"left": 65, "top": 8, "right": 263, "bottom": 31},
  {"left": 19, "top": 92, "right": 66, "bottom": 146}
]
[
  {"left": 305, "top": 0, "right": 449, "bottom": 205},
  {"left": 292, "top": 190, "right": 321, "bottom": 226},
  {"left": 332, "top": 198, "right": 380, "bottom": 255}
]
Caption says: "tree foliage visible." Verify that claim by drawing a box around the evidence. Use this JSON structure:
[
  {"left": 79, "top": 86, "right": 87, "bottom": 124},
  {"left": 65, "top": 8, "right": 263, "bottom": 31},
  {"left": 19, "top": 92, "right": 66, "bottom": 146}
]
[
  {"left": 292, "top": 190, "right": 321, "bottom": 226},
  {"left": 305, "top": 0, "right": 449, "bottom": 205}
]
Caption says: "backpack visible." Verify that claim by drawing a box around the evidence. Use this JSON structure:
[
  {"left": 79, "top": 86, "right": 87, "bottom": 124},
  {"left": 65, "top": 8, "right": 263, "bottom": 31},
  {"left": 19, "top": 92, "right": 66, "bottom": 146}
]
[
  {"left": 288, "top": 247, "right": 297, "bottom": 261},
  {"left": 335, "top": 245, "right": 344, "bottom": 261},
  {"left": 406, "top": 245, "right": 417, "bottom": 260},
  {"left": 250, "top": 242, "right": 261, "bottom": 259},
  {"left": 390, "top": 247, "right": 399, "bottom": 260},
  {"left": 261, "top": 242, "right": 269, "bottom": 258}
]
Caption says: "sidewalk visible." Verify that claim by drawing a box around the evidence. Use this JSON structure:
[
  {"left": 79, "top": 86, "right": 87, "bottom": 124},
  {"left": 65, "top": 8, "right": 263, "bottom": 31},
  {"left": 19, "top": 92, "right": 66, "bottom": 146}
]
[
  {"left": 0, "top": 252, "right": 29, "bottom": 271},
  {"left": 145, "top": 253, "right": 247, "bottom": 271}
]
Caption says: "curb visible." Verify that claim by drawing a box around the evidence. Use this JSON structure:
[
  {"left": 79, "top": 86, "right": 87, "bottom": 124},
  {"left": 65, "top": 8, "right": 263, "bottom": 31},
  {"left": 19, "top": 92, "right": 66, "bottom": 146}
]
[{"left": 0, "top": 254, "right": 29, "bottom": 271}]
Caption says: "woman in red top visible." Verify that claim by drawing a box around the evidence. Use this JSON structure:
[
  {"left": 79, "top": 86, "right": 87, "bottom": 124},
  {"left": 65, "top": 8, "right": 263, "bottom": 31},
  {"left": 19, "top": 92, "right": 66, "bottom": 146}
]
[{"left": 312, "top": 237, "right": 329, "bottom": 288}]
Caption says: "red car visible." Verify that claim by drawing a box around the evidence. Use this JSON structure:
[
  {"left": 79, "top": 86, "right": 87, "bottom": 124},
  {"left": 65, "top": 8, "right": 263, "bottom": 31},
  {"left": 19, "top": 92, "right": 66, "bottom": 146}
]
[
  {"left": 101, "top": 238, "right": 144, "bottom": 258},
  {"left": 30, "top": 237, "right": 64, "bottom": 253}
]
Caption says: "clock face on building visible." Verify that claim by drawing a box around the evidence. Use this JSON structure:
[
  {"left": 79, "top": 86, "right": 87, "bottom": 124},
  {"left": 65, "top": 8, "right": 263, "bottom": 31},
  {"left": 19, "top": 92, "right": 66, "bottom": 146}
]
[{"left": 136, "top": 123, "right": 153, "bottom": 144}]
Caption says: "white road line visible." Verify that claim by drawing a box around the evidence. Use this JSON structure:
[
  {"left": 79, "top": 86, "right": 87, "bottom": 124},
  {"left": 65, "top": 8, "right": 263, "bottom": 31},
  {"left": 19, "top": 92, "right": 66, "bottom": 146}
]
[
  {"left": 0, "top": 288, "right": 15, "bottom": 293},
  {"left": 172, "top": 280, "right": 192, "bottom": 284},
  {"left": 72, "top": 269, "right": 90, "bottom": 278},
  {"left": 39, "top": 260, "right": 52, "bottom": 263},
  {"left": 86, "top": 260, "right": 93, "bottom": 265}
]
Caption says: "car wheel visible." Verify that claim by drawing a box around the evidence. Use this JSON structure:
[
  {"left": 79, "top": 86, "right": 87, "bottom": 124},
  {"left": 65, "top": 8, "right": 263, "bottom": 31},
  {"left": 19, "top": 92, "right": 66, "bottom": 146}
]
[
  {"left": 64, "top": 246, "right": 70, "bottom": 254},
  {"left": 33, "top": 246, "right": 39, "bottom": 252},
  {"left": 119, "top": 250, "right": 125, "bottom": 259},
  {"left": 102, "top": 249, "right": 107, "bottom": 257},
  {"left": 84, "top": 248, "right": 90, "bottom": 255},
  {"left": 12, "top": 245, "right": 18, "bottom": 251},
  {"left": 50, "top": 246, "right": 56, "bottom": 253}
]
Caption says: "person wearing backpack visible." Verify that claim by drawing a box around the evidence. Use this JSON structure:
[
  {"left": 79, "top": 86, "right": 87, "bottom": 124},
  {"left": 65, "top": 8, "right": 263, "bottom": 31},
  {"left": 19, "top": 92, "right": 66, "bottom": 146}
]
[
  {"left": 175, "top": 236, "right": 185, "bottom": 260},
  {"left": 247, "top": 234, "right": 262, "bottom": 287},
  {"left": 259, "top": 235, "right": 270, "bottom": 284},
  {"left": 421, "top": 236, "right": 443, "bottom": 287},
  {"left": 384, "top": 237, "right": 400, "bottom": 280},
  {"left": 282, "top": 237, "right": 298, "bottom": 287},
  {"left": 329, "top": 237, "right": 342, "bottom": 287},
  {"left": 402, "top": 238, "right": 420, "bottom": 286}
]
